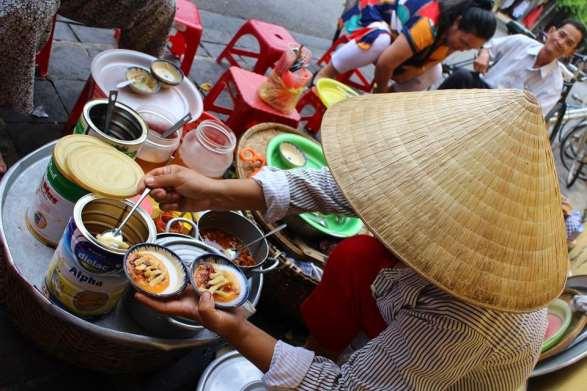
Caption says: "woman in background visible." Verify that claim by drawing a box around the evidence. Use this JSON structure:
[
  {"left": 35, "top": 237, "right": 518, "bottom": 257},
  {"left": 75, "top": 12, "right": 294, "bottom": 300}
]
[{"left": 317, "top": 0, "right": 496, "bottom": 93}]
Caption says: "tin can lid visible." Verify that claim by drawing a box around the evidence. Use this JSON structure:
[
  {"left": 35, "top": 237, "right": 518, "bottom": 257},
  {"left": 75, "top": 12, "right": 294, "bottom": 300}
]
[
  {"left": 66, "top": 145, "right": 144, "bottom": 198},
  {"left": 53, "top": 135, "right": 109, "bottom": 182},
  {"left": 196, "top": 350, "right": 266, "bottom": 391}
]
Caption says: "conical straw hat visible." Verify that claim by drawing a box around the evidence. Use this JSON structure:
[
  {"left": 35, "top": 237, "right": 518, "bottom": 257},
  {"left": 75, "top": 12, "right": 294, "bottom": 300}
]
[{"left": 321, "top": 89, "right": 568, "bottom": 312}]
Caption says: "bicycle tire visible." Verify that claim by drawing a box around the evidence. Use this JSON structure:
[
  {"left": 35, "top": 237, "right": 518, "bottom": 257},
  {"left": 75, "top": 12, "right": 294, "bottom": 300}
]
[
  {"left": 560, "top": 124, "right": 587, "bottom": 183},
  {"left": 567, "top": 161, "right": 584, "bottom": 187}
]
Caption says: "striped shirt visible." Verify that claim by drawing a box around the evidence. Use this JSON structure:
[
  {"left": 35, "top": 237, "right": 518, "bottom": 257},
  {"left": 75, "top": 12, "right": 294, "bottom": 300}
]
[{"left": 252, "top": 167, "right": 547, "bottom": 391}]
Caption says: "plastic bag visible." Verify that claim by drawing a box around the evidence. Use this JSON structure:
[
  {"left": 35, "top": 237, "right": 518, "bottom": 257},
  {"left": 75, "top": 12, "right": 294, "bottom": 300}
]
[{"left": 258, "top": 45, "right": 312, "bottom": 114}]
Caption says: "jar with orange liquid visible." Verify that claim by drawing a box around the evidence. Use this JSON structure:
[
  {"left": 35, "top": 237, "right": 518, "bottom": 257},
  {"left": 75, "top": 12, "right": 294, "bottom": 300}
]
[
  {"left": 135, "top": 106, "right": 181, "bottom": 174},
  {"left": 174, "top": 120, "right": 236, "bottom": 178}
]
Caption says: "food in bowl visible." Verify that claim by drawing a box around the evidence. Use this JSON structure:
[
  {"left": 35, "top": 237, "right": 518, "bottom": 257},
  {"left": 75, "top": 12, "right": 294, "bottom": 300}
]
[
  {"left": 95, "top": 231, "right": 130, "bottom": 250},
  {"left": 193, "top": 259, "right": 246, "bottom": 304},
  {"left": 150, "top": 59, "right": 183, "bottom": 87},
  {"left": 278, "top": 142, "right": 307, "bottom": 168},
  {"left": 125, "top": 245, "right": 187, "bottom": 296},
  {"left": 200, "top": 228, "right": 256, "bottom": 267},
  {"left": 126, "top": 66, "right": 160, "bottom": 95}
]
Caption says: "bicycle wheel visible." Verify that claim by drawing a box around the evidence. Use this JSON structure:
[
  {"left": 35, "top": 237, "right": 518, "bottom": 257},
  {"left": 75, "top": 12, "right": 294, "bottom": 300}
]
[
  {"left": 566, "top": 160, "right": 584, "bottom": 187},
  {"left": 560, "top": 124, "right": 587, "bottom": 185}
]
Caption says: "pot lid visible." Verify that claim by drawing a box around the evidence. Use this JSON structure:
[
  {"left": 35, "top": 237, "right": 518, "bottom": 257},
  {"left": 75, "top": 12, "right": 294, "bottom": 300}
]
[
  {"left": 53, "top": 134, "right": 110, "bottom": 181},
  {"left": 196, "top": 350, "right": 266, "bottom": 391},
  {"left": 66, "top": 145, "right": 144, "bottom": 197}
]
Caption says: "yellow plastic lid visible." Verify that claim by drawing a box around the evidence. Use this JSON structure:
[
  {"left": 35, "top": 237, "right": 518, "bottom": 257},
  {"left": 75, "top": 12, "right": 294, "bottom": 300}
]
[
  {"left": 53, "top": 135, "right": 109, "bottom": 181},
  {"left": 66, "top": 145, "right": 144, "bottom": 198},
  {"left": 315, "top": 78, "right": 359, "bottom": 108}
]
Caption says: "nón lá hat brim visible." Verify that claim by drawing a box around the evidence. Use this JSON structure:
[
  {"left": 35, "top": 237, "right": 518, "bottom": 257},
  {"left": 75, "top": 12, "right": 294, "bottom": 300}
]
[{"left": 320, "top": 89, "right": 567, "bottom": 312}]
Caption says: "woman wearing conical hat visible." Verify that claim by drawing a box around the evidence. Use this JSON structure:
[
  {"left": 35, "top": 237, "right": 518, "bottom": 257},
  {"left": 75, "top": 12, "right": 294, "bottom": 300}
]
[{"left": 137, "top": 90, "right": 567, "bottom": 390}]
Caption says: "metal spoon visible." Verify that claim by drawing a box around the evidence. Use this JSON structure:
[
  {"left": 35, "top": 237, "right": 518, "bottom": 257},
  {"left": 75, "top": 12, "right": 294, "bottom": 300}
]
[
  {"left": 116, "top": 80, "right": 132, "bottom": 89},
  {"left": 98, "top": 188, "right": 151, "bottom": 248},
  {"left": 224, "top": 223, "right": 287, "bottom": 260},
  {"left": 104, "top": 90, "right": 118, "bottom": 134},
  {"left": 161, "top": 113, "right": 192, "bottom": 138}
]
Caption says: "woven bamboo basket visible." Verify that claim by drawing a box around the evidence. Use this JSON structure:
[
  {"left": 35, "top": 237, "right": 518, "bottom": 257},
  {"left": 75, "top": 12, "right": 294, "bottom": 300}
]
[{"left": 3, "top": 256, "right": 192, "bottom": 373}]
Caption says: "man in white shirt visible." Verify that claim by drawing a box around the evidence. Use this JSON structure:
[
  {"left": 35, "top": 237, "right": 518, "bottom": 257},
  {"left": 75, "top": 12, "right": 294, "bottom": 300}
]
[{"left": 438, "top": 19, "right": 586, "bottom": 115}]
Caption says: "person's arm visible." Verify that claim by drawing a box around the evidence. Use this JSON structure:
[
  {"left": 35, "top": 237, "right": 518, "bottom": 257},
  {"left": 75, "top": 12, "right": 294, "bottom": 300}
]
[
  {"left": 140, "top": 165, "right": 356, "bottom": 223},
  {"left": 474, "top": 48, "right": 491, "bottom": 74},
  {"left": 136, "top": 283, "right": 494, "bottom": 390},
  {"left": 373, "top": 34, "right": 414, "bottom": 93}
]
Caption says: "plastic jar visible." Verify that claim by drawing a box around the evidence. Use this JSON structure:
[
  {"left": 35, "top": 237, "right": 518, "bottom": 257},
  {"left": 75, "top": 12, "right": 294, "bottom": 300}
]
[
  {"left": 175, "top": 120, "right": 236, "bottom": 178},
  {"left": 135, "top": 106, "right": 182, "bottom": 173}
]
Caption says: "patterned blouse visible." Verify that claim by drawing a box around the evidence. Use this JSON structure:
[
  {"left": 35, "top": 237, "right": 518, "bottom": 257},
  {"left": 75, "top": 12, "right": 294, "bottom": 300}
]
[
  {"left": 340, "top": 0, "right": 450, "bottom": 73},
  {"left": 252, "top": 167, "right": 547, "bottom": 390}
]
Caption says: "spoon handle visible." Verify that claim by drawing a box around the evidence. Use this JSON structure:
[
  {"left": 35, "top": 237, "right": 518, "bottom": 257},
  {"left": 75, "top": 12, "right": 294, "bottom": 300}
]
[
  {"left": 114, "top": 188, "right": 151, "bottom": 236},
  {"left": 161, "top": 113, "right": 192, "bottom": 138},
  {"left": 237, "top": 223, "right": 287, "bottom": 252},
  {"left": 104, "top": 90, "right": 118, "bottom": 133}
]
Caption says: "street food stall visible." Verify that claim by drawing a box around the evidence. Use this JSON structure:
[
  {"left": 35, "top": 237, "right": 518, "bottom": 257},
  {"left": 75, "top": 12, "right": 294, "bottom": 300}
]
[{"left": 0, "top": 44, "right": 586, "bottom": 391}]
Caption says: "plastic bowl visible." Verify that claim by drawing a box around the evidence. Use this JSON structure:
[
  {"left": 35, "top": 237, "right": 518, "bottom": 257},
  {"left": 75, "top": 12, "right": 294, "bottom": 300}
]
[
  {"left": 541, "top": 298, "right": 573, "bottom": 352},
  {"left": 126, "top": 66, "right": 160, "bottom": 95},
  {"left": 150, "top": 59, "right": 184, "bottom": 88}
]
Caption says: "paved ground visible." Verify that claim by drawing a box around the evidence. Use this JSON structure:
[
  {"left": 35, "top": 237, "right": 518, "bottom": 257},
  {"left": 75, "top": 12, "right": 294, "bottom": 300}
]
[{"left": 1, "top": 2, "right": 587, "bottom": 390}]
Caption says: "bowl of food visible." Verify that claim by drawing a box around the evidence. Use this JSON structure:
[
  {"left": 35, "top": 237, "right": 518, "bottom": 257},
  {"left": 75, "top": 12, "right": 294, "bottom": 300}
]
[
  {"left": 150, "top": 59, "right": 184, "bottom": 88},
  {"left": 190, "top": 254, "right": 249, "bottom": 309},
  {"left": 124, "top": 243, "right": 188, "bottom": 298},
  {"left": 278, "top": 141, "right": 307, "bottom": 169},
  {"left": 125, "top": 66, "right": 160, "bottom": 95},
  {"left": 198, "top": 211, "right": 279, "bottom": 274}
]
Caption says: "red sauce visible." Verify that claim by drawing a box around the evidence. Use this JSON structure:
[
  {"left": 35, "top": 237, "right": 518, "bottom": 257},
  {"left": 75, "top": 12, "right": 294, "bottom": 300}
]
[{"left": 200, "top": 228, "right": 256, "bottom": 267}]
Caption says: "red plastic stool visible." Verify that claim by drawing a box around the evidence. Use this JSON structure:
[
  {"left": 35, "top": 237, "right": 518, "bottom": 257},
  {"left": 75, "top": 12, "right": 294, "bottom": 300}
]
[
  {"left": 318, "top": 35, "right": 372, "bottom": 93},
  {"left": 114, "top": 0, "right": 202, "bottom": 75},
  {"left": 168, "top": 0, "right": 203, "bottom": 75},
  {"left": 296, "top": 87, "right": 325, "bottom": 134},
  {"left": 36, "top": 16, "right": 57, "bottom": 78},
  {"left": 204, "top": 66, "right": 300, "bottom": 137},
  {"left": 216, "top": 19, "right": 298, "bottom": 75}
]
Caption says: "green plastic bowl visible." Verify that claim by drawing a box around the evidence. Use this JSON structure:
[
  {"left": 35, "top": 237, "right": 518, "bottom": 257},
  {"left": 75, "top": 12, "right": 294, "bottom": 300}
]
[
  {"left": 266, "top": 133, "right": 363, "bottom": 238},
  {"left": 541, "top": 298, "right": 572, "bottom": 352}
]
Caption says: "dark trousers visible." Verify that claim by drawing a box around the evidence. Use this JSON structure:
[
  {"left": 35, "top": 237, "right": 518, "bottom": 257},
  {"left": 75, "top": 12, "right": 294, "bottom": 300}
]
[{"left": 437, "top": 68, "right": 491, "bottom": 90}]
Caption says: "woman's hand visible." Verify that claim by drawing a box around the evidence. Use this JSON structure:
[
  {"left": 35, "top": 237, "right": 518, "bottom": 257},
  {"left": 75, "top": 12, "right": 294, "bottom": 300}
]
[
  {"left": 135, "top": 287, "right": 247, "bottom": 338},
  {"left": 138, "top": 165, "right": 221, "bottom": 212},
  {"left": 137, "top": 165, "right": 267, "bottom": 214},
  {"left": 473, "top": 49, "right": 490, "bottom": 74}
]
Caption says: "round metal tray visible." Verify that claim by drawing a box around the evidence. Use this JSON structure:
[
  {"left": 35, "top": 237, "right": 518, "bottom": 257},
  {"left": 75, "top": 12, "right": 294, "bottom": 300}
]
[{"left": 0, "top": 141, "right": 262, "bottom": 352}]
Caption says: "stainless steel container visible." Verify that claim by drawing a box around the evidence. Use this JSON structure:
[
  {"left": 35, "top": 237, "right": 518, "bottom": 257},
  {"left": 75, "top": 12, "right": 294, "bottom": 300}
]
[
  {"left": 198, "top": 211, "right": 279, "bottom": 274},
  {"left": 45, "top": 194, "right": 156, "bottom": 318},
  {"left": 73, "top": 99, "right": 148, "bottom": 157}
]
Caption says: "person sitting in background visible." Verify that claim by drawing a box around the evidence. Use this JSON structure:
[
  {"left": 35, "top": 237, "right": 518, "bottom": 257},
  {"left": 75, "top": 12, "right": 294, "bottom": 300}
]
[
  {"left": 316, "top": 0, "right": 496, "bottom": 93},
  {"left": 0, "top": 0, "right": 176, "bottom": 173},
  {"left": 438, "top": 19, "right": 586, "bottom": 115}
]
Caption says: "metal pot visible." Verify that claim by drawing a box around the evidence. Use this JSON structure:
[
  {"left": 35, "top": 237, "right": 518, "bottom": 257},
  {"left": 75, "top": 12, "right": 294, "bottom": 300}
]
[
  {"left": 125, "top": 220, "right": 263, "bottom": 338},
  {"left": 197, "top": 211, "right": 279, "bottom": 274}
]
